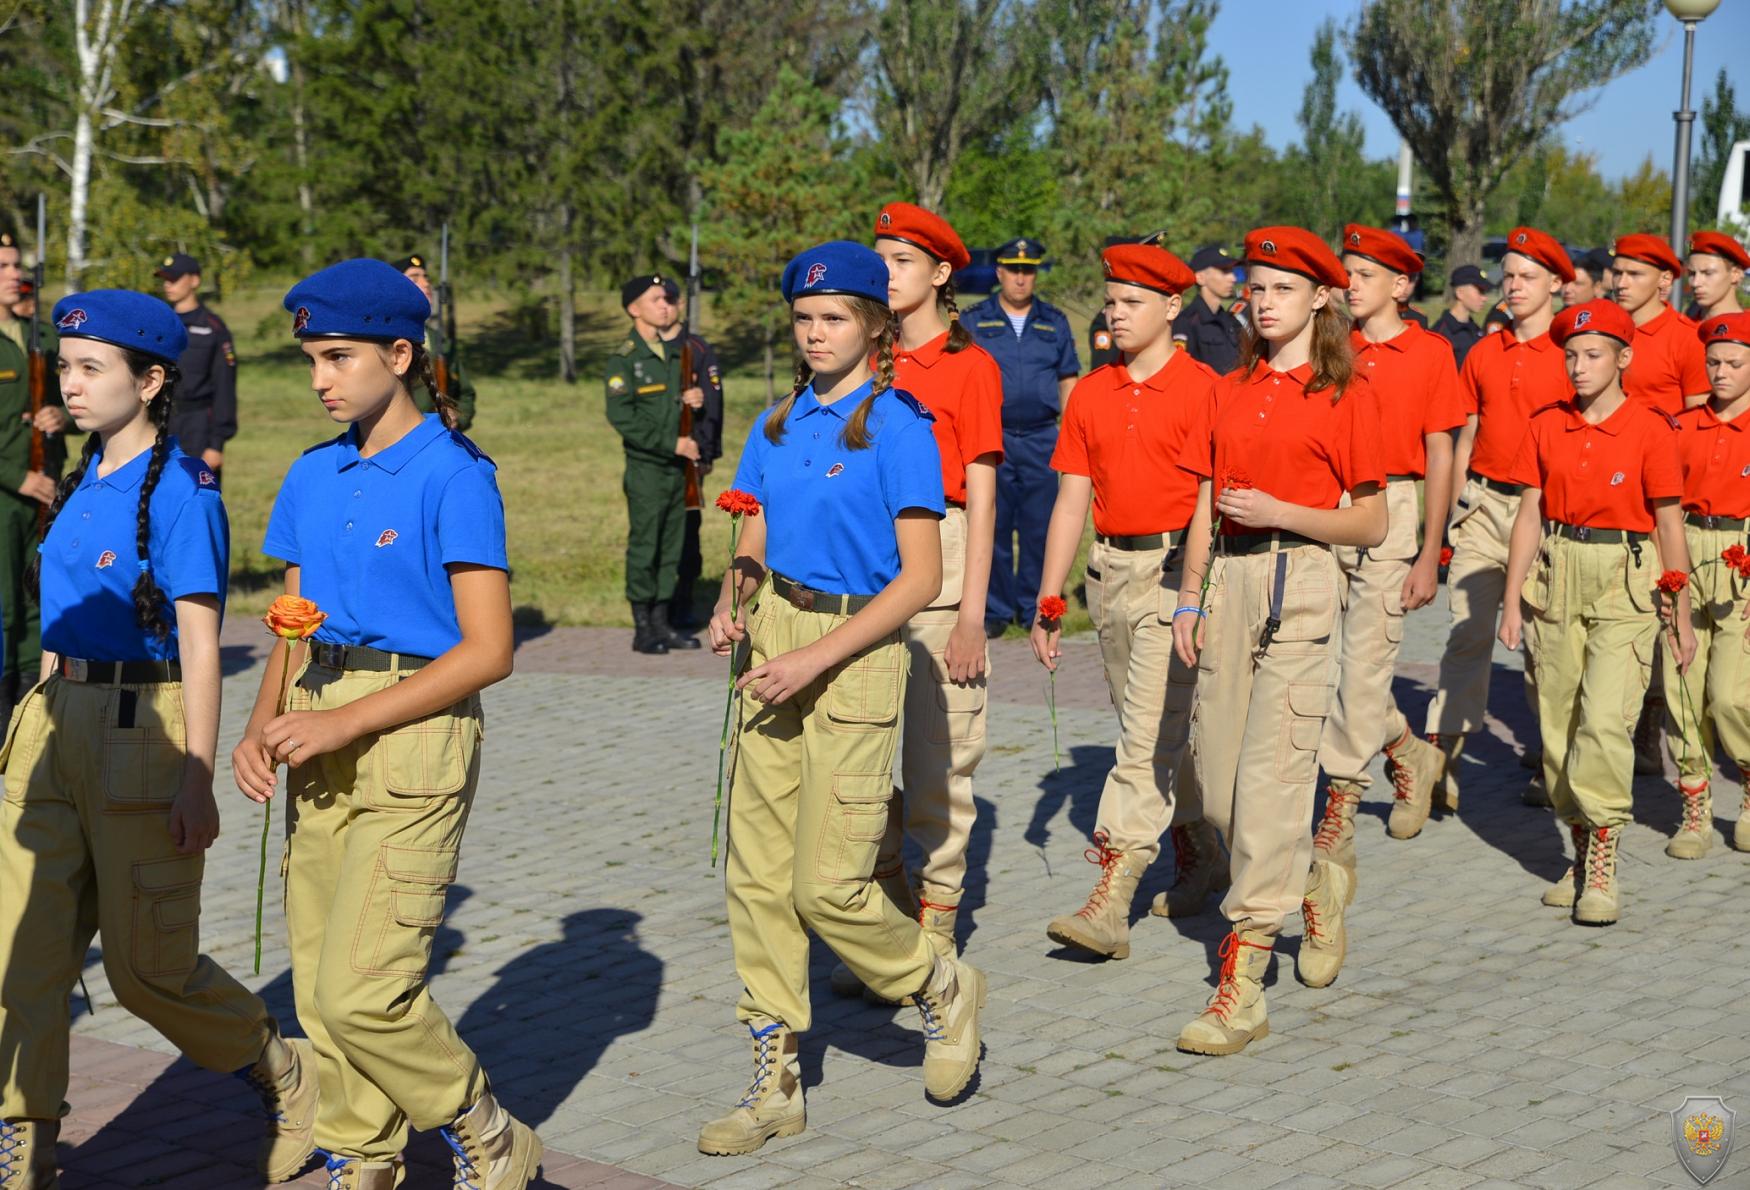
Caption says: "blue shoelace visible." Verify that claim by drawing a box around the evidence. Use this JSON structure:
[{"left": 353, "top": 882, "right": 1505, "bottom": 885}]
[
  {"left": 439, "top": 1126, "right": 481, "bottom": 1190},
  {"left": 738, "top": 1022, "right": 784, "bottom": 1108},
  {"left": 0, "top": 1121, "right": 22, "bottom": 1176}
]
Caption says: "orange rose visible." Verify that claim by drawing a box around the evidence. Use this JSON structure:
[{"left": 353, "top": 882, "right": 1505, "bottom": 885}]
[{"left": 263, "top": 595, "right": 327, "bottom": 640}]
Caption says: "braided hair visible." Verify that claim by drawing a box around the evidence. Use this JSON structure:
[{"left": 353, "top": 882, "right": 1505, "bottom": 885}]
[
  {"left": 764, "top": 296, "right": 899, "bottom": 451},
  {"left": 30, "top": 348, "right": 179, "bottom": 640},
  {"left": 940, "top": 275, "right": 971, "bottom": 353},
  {"left": 410, "top": 343, "right": 460, "bottom": 429}
]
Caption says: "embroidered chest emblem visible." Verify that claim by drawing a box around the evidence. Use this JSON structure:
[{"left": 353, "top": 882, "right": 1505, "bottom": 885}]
[
  {"left": 1609, "top": 471, "right": 1626, "bottom": 486},
  {"left": 1742, "top": 464, "right": 1750, "bottom": 478},
  {"left": 825, "top": 462, "right": 845, "bottom": 478},
  {"left": 375, "top": 529, "right": 398, "bottom": 548},
  {"left": 95, "top": 550, "right": 117, "bottom": 569}
]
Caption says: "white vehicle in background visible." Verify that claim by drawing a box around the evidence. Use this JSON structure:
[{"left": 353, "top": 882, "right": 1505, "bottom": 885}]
[{"left": 1721, "top": 140, "right": 1750, "bottom": 237}]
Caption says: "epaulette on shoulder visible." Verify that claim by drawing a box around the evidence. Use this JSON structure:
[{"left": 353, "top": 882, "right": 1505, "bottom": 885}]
[
  {"left": 888, "top": 388, "right": 936, "bottom": 424},
  {"left": 447, "top": 428, "right": 497, "bottom": 465},
  {"left": 1652, "top": 405, "right": 1681, "bottom": 431},
  {"left": 620, "top": 338, "right": 636, "bottom": 354},
  {"left": 172, "top": 453, "right": 221, "bottom": 492}
]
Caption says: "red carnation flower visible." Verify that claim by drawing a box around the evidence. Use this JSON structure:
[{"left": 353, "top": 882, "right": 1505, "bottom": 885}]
[
  {"left": 1722, "top": 544, "right": 1750, "bottom": 578},
  {"left": 1439, "top": 547, "right": 1453, "bottom": 568},
  {"left": 1656, "top": 569, "right": 1689, "bottom": 595},
  {"left": 1038, "top": 595, "right": 1068, "bottom": 624},
  {"left": 1219, "top": 467, "right": 1253, "bottom": 494},
  {"left": 715, "top": 489, "right": 761, "bottom": 518}
]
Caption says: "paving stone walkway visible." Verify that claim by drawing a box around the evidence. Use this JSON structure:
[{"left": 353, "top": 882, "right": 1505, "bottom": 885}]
[{"left": 55, "top": 596, "right": 1750, "bottom": 1188}]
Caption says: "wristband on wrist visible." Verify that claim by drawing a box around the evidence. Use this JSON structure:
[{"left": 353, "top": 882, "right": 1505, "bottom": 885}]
[{"left": 1172, "top": 606, "right": 1206, "bottom": 620}]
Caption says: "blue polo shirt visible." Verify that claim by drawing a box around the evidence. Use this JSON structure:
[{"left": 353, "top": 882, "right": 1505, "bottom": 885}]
[
  {"left": 732, "top": 381, "right": 943, "bottom": 596},
  {"left": 41, "top": 442, "right": 227, "bottom": 662},
  {"left": 963, "top": 294, "right": 1080, "bottom": 429},
  {"left": 263, "top": 414, "right": 508, "bottom": 658}
]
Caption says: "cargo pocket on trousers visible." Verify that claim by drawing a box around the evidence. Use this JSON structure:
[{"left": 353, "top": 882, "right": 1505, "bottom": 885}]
[
  {"left": 103, "top": 690, "right": 186, "bottom": 811},
  {"left": 1272, "top": 553, "right": 1338, "bottom": 646},
  {"left": 1276, "top": 682, "right": 1330, "bottom": 784},
  {"left": 1624, "top": 640, "right": 1654, "bottom": 729},
  {"left": 815, "top": 770, "right": 892, "bottom": 884},
  {"left": 368, "top": 700, "right": 477, "bottom": 809},
  {"left": 928, "top": 653, "right": 987, "bottom": 745},
  {"left": 1382, "top": 588, "right": 1406, "bottom": 645},
  {"left": 0, "top": 687, "right": 46, "bottom": 805},
  {"left": 353, "top": 844, "right": 458, "bottom": 978},
  {"left": 825, "top": 638, "right": 902, "bottom": 731},
  {"left": 131, "top": 856, "right": 201, "bottom": 979}
]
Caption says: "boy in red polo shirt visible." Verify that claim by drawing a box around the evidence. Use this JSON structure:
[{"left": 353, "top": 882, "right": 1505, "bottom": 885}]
[
  {"left": 1499, "top": 299, "right": 1694, "bottom": 925},
  {"left": 1425, "top": 227, "right": 1571, "bottom": 807},
  {"left": 1032, "top": 243, "right": 1225, "bottom": 961},
  {"left": 1686, "top": 232, "right": 1747, "bottom": 321},
  {"left": 1313, "top": 227, "right": 1465, "bottom": 904},
  {"left": 1662, "top": 312, "right": 1750, "bottom": 857}
]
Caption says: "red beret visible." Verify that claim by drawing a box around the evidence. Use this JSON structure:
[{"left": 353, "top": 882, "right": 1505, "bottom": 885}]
[
  {"left": 1689, "top": 231, "right": 1750, "bottom": 270},
  {"left": 1244, "top": 226, "right": 1348, "bottom": 289},
  {"left": 1340, "top": 224, "right": 1424, "bottom": 275},
  {"left": 1611, "top": 233, "right": 1683, "bottom": 276},
  {"left": 1100, "top": 243, "right": 1195, "bottom": 295},
  {"left": 1550, "top": 299, "right": 1635, "bottom": 348},
  {"left": 874, "top": 202, "right": 970, "bottom": 272},
  {"left": 1699, "top": 311, "right": 1750, "bottom": 349},
  {"left": 1503, "top": 226, "right": 1575, "bottom": 283}
]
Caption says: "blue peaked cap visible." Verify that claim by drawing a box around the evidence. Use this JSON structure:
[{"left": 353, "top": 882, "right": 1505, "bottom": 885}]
[
  {"left": 52, "top": 290, "right": 187, "bottom": 365},
  {"left": 781, "top": 241, "right": 891, "bottom": 306},
  {"left": 283, "top": 258, "right": 429, "bottom": 343}
]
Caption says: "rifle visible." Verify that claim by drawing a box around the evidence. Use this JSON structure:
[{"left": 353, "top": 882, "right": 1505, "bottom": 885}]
[
  {"left": 26, "top": 196, "right": 47, "bottom": 533},
  {"left": 432, "top": 222, "right": 456, "bottom": 401},
  {"left": 678, "top": 222, "right": 702, "bottom": 512}
]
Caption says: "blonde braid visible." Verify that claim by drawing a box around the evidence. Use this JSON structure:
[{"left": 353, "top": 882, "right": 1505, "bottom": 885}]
[
  {"left": 763, "top": 357, "right": 814, "bottom": 444},
  {"left": 941, "top": 278, "right": 971, "bottom": 353}
]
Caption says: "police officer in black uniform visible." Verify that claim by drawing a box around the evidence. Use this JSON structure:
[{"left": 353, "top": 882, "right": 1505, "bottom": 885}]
[
  {"left": 1171, "top": 244, "right": 1243, "bottom": 375},
  {"left": 155, "top": 253, "right": 236, "bottom": 480},
  {"left": 1431, "top": 263, "right": 1490, "bottom": 367}
]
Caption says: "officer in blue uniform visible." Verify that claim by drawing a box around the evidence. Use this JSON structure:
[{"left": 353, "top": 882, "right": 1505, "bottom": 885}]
[{"left": 963, "top": 238, "right": 1080, "bottom": 636}]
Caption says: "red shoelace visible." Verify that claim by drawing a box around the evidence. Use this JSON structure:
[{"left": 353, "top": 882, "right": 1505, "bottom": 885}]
[{"left": 1075, "top": 832, "right": 1120, "bottom": 920}]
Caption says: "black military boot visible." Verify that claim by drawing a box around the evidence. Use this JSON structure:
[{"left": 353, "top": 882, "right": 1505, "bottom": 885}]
[
  {"left": 630, "top": 603, "right": 669, "bottom": 655},
  {"left": 651, "top": 602, "right": 701, "bottom": 650}
]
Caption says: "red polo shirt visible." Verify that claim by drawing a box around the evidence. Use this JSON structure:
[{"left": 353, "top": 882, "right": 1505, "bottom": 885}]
[
  {"left": 1507, "top": 397, "right": 1682, "bottom": 532},
  {"left": 1623, "top": 305, "right": 1709, "bottom": 417},
  {"left": 892, "top": 332, "right": 1005, "bottom": 505},
  {"left": 1350, "top": 323, "right": 1467, "bottom": 477},
  {"left": 1675, "top": 404, "right": 1750, "bottom": 518},
  {"left": 1459, "top": 325, "right": 1569, "bottom": 484},
  {"left": 1053, "top": 351, "right": 1220, "bottom": 535},
  {"left": 1179, "top": 362, "right": 1386, "bottom": 533}
]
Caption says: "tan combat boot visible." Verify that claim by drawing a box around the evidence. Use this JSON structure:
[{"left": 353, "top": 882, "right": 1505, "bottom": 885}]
[
  {"left": 1384, "top": 729, "right": 1442, "bottom": 837},
  {"left": 1047, "top": 832, "right": 1145, "bottom": 958},
  {"left": 0, "top": 1118, "right": 58, "bottom": 1190},
  {"left": 911, "top": 952, "right": 986, "bottom": 1102},
  {"left": 440, "top": 1089, "right": 542, "bottom": 1189},
  {"left": 1428, "top": 733, "right": 1464, "bottom": 811},
  {"left": 1309, "top": 785, "right": 1361, "bottom": 883},
  {"left": 917, "top": 897, "right": 958, "bottom": 960},
  {"left": 830, "top": 862, "right": 919, "bottom": 998},
  {"left": 1541, "top": 823, "right": 1587, "bottom": 908},
  {"left": 1666, "top": 778, "right": 1713, "bottom": 859},
  {"left": 1735, "top": 770, "right": 1750, "bottom": 852},
  {"left": 240, "top": 1029, "right": 319, "bottom": 1182},
  {"left": 319, "top": 1156, "right": 405, "bottom": 1190},
  {"left": 1296, "top": 861, "right": 1351, "bottom": 989},
  {"left": 1177, "top": 928, "right": 1274, "bottom": 1056},
  {"left": 1151, "top": 820, "right": 1231, "bottom": 918},
  {"left": 1633, "top": 694, "right": 1664, "bottom": 775},
  {"left": 698, "top": 1021, "right": 805, "bottom": 1156},
  {"left": 1574, "top": 826, "right": 1622, "bottom": 926}
]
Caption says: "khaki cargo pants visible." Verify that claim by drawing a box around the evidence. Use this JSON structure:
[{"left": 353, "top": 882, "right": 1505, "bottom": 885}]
[
  {"left": 728, "top": 593, "right": 935, "bottom": 1032},
  {"left": 1321, "top": 479, "right": 1422, "bottom": 787},
  {"left": 1427, "top": 478, "right": 1537, "bottom": 736},
  {"left": 1084, "top": 537, "right": 1203, "bottom": 867},
  {"left": 283, "top": 660, "right": 487, "bottom": 1160},
  {"left": 1522, "top": 535, "right": 1659, "bottom": 828},
  {"left": 1662, "top": 526, "right": 1750, "bottom": 779},
  {"left": 0, "top": 678, "right": 271, "bottom": 1119},
  {"left": 882, "top": 507, "right": 986, "bottom": 908},
  {"left": 1191, "top": 543, "right": 1340, "bottom": 937}
]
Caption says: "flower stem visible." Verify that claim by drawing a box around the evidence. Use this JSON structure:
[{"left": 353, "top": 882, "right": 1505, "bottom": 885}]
[
  {"left": 256, "top": 641, "right": 295, "bottom": 975},
  {"left": 1048, "top": 669, "right": 1060, "bottom": 773},
  {"left": 711, "top": 517, "right": 742, "bottom": 867}
]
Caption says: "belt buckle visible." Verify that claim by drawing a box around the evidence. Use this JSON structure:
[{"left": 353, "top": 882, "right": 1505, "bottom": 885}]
[
  {"left": 786, "top": 584, "right": 815, "bottom": 612},
  {"left": 314, "top": 643, "right": 345, "bottom": 669},
  {"left": 65, "top": 657, "right": 88, "bottom": 682},
  {"left": 1574, "top": 526, "right": 1592, "bottom": 542}
]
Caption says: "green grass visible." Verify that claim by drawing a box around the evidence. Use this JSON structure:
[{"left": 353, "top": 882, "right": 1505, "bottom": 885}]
[{"left": 216, "top": 279, "right": 1100, "bottom": 629}]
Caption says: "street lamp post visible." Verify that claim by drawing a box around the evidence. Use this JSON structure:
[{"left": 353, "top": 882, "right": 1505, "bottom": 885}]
[{"left": 1665, "top": 0, "right": 1720, "bottom": 307}]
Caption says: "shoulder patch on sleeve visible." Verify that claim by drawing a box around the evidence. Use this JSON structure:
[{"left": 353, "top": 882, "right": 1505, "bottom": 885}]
[
  {"left": 171, "top": 454, "right": 220, "bottom": 491},
  {"left": 890, "top": 389, "right": 936, "bottom": 424},
  {"left": 608, "top": 374, "right": 628, "bottom": 395}
]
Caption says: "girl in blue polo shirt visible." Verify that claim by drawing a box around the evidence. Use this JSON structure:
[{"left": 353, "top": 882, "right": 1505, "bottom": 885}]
[
  {"left": 0, "top": 292, "right": 315, "bottom": 1186},
  {"left": 228, "top": 260, "right": 540, "bottom": 1190},
  {"left": 696, "top": 242, "right": 986, "bottom": 1158}
]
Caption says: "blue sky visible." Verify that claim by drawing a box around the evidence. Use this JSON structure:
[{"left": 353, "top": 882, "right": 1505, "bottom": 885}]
[{"left": 1210, "top": 1, "right": 1750, "bottom": 182}]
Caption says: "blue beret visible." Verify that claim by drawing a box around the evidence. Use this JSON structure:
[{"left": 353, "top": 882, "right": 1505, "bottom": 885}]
[
  {"left": 781, "top": 241, "right": 890, "bottom": 306},
  {"left": 283, "top": 258, "right": 430, "bottom": 343},
  {"left": 995, "top": 238, "right": 1047, "bottom": 266},
  {"left": 52, "top": 290, "right": 187, "bottom": 364}
]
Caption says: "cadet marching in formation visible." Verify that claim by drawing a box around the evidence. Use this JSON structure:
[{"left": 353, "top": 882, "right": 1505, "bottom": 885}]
[{"left": 0, "top": 200, "right": 1744, "bottom": 1188}]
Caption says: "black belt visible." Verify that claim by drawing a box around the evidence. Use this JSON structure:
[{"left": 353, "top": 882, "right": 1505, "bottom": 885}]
[
  {"left": 1219, "top": 531, "right": 1321, "bottom": 555},
  {"left": 309, "top": 643, "right": 434, "bottom": 672},
  {"left": 1471, "top": 474, "right": 1523, "bottom": 496},
  {"left": 1095, "top": 530, "right": 1181, "bottom": 552},
  {"left": 770, "top": 573, "right": 876, "bottom": 616},
  {"left": 1386, "top": 473, "right": 1419, "bottom": 483},
  {"left": 57, "top": 658, "right": 180, "bottom": 684},
  {"left": 1686, "top": 513, "right": 1750, "bottom": 531},
  {"left": 1544, "top": 521, "right": 1648, "bottom": 545}
]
